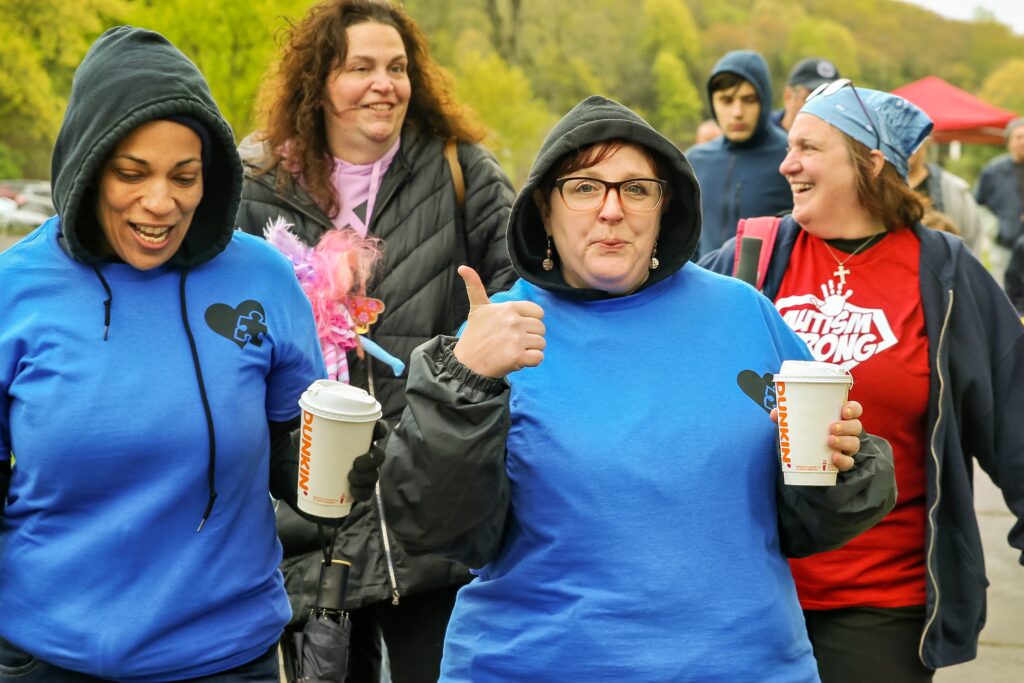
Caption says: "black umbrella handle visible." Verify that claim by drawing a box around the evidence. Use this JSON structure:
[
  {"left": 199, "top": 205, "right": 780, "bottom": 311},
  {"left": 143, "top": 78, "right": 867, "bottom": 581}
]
[{"left": 315, "top": 559, "right": 351, "bottom": 617}]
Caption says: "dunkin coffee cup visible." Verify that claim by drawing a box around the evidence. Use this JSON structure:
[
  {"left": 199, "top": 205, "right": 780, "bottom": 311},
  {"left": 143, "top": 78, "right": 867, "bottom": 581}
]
[
  {"left": 297, "top": 379, "right": 382, "bottom": 518},
  {"left": 773, "top": 360, "right": 854, "bottom": 486}
]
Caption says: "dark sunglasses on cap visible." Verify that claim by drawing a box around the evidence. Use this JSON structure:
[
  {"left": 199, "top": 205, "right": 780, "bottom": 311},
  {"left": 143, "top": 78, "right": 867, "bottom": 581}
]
[{"left": 805, "top": 78, "right": 882, "bottom": 151}]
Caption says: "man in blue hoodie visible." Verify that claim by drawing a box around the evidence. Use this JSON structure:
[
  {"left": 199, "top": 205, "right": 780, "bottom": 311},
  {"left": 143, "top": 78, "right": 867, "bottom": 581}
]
[{"left": 687, "top": 50, "right": 792, "bottom": 257}]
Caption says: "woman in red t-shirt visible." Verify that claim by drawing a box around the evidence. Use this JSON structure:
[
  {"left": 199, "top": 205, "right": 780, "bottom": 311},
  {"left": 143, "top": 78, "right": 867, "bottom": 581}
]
[{"left": 701, "top": 84, "right": 1024, "bottom": 683}]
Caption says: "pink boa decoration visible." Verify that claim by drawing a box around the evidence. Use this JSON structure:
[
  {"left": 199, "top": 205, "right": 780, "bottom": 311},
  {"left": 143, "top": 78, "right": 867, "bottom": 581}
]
[{"left": 264, "top": 218, "right": 383, "bottom": 382}]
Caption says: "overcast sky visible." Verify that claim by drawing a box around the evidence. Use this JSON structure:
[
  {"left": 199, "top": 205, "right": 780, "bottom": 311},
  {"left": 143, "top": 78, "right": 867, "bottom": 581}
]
[{"left": 904, "top": 0, "right": 1024, "bottom": 35}]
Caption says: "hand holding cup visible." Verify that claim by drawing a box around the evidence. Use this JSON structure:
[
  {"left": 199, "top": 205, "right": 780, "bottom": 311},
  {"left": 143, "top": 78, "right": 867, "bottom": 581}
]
[
  {"left": 453, "top": 265, "right": 546, "bottom": 378},
  {"left": 771, "top": 399, "right": 862, "bottom": 472}
]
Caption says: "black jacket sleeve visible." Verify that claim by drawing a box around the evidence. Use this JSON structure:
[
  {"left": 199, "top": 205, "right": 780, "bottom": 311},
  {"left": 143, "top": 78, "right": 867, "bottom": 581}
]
[
  {"left": 380, "top": 335, "right": 511, "bottom": 568},
  {"left": 777, "top": 431, "right": 897, "bottom": 557}
]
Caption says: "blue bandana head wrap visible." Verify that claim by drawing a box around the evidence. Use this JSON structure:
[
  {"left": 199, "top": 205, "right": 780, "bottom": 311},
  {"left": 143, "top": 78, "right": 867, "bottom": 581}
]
[{"left": 800, "top": 86, "right": 933, "bottom": 179}]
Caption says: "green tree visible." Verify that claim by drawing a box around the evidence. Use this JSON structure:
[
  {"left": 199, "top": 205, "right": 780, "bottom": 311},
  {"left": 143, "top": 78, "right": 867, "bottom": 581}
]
[
  {"left": 642, "top": 0, "right": 700, "bottom": 65},
  {"left": 450, "top": 41, "right": 554, "bottom": 184},
  {"left": 650, "top": 50, "right": 703, "bottom": 145},
  {"left": 781, "top": 17, "right": 860, "bottom": 82},
  {"left": 0, "top": 0, "right": 123, "bottom": 177},
  {"left": 125, "top": 0, "right": 314, "bottom": 139},
  {"left": 979, "top": 59, "right": 1024, "bottom": 118}
]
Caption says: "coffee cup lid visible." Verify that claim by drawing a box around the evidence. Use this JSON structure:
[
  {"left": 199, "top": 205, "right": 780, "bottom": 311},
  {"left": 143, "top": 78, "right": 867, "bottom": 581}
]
[
  {"left": 773, "top": 360, "right": 853, "bottom": 385},
  {"left": 299, "top": 380, "right": 382, "bottom": 422}
]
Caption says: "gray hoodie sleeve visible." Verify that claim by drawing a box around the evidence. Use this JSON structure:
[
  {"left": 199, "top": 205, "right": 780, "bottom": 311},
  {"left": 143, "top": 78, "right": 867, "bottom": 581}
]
[
  {"left": 776, "top": 432, "right": 897, "bottom": 557},
  {"left": 380, "top": 335, "right": 512, "bottom": 568}
]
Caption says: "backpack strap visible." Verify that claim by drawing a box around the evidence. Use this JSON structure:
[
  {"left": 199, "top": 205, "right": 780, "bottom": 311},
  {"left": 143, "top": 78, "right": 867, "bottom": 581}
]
[
  {"left": 444, "top": 139, "right": 466, "bottom": 211},
  {"left": 732, "top": 216, "right": 781, "bottom": 291}
]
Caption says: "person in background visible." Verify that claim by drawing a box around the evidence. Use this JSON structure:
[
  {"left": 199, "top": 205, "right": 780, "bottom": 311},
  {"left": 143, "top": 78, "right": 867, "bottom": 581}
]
[
  {"left": 0, "top": 26, "right": 382, "bottom": 683},
  {"left": 235, "top": 1, "right": 516, "bottom": 680},
  {"left": 772, "top": 57, "right": 842, "bottom": 132},
  {"left": 686, "top": 50, "right": 792, "bottom": 257},
  {"left": 908, "top": 136, "right": 986, "bottom": 257},
  {"left": 693, "top": 118, "right": 723, "bottom": 145},
  {"left": 380, "top": 95, "right": 896, "bottom": 682},
  {"left": 701, "top": 82, "right": 1024, "bottom": 682},
  {"left": 975, "top": 117, "right": 1024, "bottom": 284}
]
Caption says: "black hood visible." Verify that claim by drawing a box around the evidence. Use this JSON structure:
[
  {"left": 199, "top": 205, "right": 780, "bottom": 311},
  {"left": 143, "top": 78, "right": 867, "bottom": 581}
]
[
  {"left": 706, "top": 50, "right": 774, "bottom": 149},
  {"left": 508, "top": 96, "right": 702, "bottom": 300},
  {"left": 51, "top": 26, "right": 242, "bottom": 267}
]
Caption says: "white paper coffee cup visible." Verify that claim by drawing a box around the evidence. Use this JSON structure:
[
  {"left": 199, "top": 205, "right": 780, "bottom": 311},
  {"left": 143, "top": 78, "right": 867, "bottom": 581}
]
[
  {"left": 297, "top": 380, "right": 382, "bottom": 518},
  {"left": 773, "top": 360, "right": 854, "bottom": 487}
]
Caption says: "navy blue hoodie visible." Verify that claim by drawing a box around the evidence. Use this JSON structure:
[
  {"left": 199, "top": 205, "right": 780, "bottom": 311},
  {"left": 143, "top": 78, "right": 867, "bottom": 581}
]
[{"left": 686, "top": 50, "right": 792, "bottom": 257}]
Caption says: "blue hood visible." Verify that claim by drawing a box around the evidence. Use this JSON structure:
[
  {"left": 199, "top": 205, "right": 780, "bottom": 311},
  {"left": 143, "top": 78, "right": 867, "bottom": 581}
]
[{"left": 706, "top": 50, "right": 775, "bottom": 149}]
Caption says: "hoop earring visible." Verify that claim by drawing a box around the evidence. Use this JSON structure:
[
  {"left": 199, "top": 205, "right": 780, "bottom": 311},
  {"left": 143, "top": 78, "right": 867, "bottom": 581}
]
[
  {"left": 543, "top": 235, "right": 555, "bottom": 271},
  {"left": 650, "top": 241, "right": 660, "bottom": 270}
]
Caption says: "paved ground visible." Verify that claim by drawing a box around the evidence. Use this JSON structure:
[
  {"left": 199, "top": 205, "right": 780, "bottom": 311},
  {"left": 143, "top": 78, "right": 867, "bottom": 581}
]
[{"left": 935, "top": 470, "right": 1024, "bottom": 681}]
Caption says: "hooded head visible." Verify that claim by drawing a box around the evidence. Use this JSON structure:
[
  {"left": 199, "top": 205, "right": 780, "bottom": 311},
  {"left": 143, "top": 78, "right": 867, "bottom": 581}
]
[
  {"left": 706, "top": 50, "right": 773, "bottom": 147},
  {"left": 51, "top": 26, "right": 242, "bottom": 268},
  {"left": 508, "top": 96, "right": 701, "bottom": 300}
]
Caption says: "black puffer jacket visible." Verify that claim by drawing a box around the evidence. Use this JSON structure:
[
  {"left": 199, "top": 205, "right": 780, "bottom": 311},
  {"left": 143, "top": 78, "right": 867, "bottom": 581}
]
[{"left": 236, "top": 126, "right": 516, "bottom": 615}]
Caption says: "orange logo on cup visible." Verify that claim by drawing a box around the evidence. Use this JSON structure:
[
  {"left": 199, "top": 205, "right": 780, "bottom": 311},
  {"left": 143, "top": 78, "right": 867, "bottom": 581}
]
[
  {"left": 777, "top": 382, "right": 791, "bottom": 468},
  {"left": 299, "top": 411, "right": 314, "bottom": 495}
]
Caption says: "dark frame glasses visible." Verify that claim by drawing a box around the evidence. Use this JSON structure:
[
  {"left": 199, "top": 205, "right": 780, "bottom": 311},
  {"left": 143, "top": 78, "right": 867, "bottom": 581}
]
[
  {"left": 806, "top": 78, "right": 882, "bottom": 151},
  {"left": 552, "top": 176, "right": 669, "bottom": 212}
]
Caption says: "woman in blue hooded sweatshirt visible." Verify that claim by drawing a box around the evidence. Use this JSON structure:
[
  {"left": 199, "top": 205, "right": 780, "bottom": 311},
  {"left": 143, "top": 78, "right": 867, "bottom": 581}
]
[
  {"left": 380, "top": 96, "right": 897, "bottom": 682},
  {"left": 0, "top": 27, "right": 383, "bottom": 682}
]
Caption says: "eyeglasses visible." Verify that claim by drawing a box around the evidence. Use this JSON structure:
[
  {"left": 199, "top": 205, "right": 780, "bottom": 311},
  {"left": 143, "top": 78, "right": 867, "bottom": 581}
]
[
  {"left": 553, "top": 177, "right": 668, "bottom": 212},
  {"left": 806, "top": 78, "right": 881, "bottom": 151}
]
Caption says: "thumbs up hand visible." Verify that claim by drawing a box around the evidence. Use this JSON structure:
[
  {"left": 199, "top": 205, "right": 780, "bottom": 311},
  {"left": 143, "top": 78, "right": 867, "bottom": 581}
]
[{"left": 453, "top": 266, "right": 546, "bottom": 378}]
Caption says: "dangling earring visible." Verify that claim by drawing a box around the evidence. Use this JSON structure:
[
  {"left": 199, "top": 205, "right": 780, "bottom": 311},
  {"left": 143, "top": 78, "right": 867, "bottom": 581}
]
[
  {"left": 650, "top": 241, "right": 660, "bottom": 270},
  {"left": 542, "top": 235, "right": 555, "bottom": 271}
]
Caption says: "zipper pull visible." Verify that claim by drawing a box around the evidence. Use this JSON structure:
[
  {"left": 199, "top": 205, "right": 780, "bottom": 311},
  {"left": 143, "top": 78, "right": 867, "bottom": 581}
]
[{"left": 391, "top": 588, "right": 400, "bottom": 606}]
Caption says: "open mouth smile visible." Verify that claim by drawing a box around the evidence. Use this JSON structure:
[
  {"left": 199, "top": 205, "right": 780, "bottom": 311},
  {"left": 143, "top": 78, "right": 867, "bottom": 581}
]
[{"left": 130, "top": 222, "right": 174, "bottom": 245}]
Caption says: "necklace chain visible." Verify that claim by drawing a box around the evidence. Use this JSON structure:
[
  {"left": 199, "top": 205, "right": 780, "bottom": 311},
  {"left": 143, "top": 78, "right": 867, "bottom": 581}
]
[{"left": 821, "top": 233, "right": 883, "bottom": 288}]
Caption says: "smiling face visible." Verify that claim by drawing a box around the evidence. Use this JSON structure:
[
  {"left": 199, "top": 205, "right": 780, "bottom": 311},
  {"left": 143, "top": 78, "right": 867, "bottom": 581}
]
[
  {"left": 95, "top": 120, "right": 203, "bottom": 270},
  {"left": 712, "top": 80, "right": 760, "bottom": 143},
  {"left": 540, "top": 144, "right": 663, "bottom": 294},
  {"left": 780, "top": 113, "right": 880, "bottom": 238},
  {"left": 323, "top": 21, "right": 411, "bottom": 163}
]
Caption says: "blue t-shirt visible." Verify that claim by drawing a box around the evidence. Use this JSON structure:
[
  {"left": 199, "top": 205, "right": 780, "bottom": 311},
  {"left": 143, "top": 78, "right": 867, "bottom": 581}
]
[
  {"left": 0, "top": 218, "right": 325, "bottom": 681},
  {"left": 441, "top": 266, "right": 819, "bottom": 682}
]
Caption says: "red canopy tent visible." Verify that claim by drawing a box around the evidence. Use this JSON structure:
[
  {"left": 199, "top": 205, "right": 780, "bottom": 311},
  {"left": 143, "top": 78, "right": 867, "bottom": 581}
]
[{"left": 892, "top": 76, "right": 1018, "bottom": 145}]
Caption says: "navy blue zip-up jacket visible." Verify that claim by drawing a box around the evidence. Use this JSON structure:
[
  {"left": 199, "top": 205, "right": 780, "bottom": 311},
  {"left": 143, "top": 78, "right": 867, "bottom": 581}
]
[
  {"left": 686, "top": 51, "right": 792, "bottom": 258},
  {"left": 700, "top": 216, "right": 1024, "bottom": 669}
]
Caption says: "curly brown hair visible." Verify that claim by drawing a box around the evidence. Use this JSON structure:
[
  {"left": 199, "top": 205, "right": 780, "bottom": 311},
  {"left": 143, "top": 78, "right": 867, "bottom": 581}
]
[
  {"left": 842, "top": 135, "right": 925, "bottom": 232},
  {"left": 256, "top": 0, "right": 485, "bottom": 218}
]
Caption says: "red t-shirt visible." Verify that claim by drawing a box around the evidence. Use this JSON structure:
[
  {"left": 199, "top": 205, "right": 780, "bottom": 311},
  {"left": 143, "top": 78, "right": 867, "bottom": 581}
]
[{"left": 774, "top": 227, "right": 930, "bottom": 609}]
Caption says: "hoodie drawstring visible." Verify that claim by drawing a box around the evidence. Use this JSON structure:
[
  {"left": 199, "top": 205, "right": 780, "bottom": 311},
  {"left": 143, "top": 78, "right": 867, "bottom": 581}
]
[
  {"left": 179, "top": 271, "right": 219, "bottom": 531},
  {"left": 92, "top": 266, "right": 112, "bottom": 341},
  {"left": 90, "top": 267, "right": 218, "bottom": 529}
]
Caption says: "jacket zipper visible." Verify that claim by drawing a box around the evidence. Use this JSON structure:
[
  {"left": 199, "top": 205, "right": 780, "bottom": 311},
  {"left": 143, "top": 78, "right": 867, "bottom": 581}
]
[
  {"left": 918, "top": 288, "right": 954, "bottom": 665},
  {"left": 365, "top": 356, "right": 401, "bottom": 605}
]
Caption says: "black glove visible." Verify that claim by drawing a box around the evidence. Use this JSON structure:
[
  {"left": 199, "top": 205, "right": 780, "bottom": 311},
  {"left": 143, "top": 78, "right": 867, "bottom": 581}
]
[{"left": 347, "top": 420, "right": 390, "bottom": 502}]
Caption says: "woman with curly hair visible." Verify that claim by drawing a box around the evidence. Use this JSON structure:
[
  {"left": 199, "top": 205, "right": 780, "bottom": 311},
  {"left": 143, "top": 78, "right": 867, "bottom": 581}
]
[{"left": 235, "top": 1, "right": 516, "bottom": 681}]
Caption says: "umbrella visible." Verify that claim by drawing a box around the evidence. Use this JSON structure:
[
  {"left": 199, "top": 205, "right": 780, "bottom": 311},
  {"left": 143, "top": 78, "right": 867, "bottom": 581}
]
[{"left": 289, "top": 525, "right": 352, "bottom": 682}]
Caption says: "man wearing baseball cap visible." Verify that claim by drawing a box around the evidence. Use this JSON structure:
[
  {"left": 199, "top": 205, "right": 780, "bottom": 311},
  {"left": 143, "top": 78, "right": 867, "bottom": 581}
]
[{"left": 772, "top": 57, "right": 841, "bottom": 131}]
